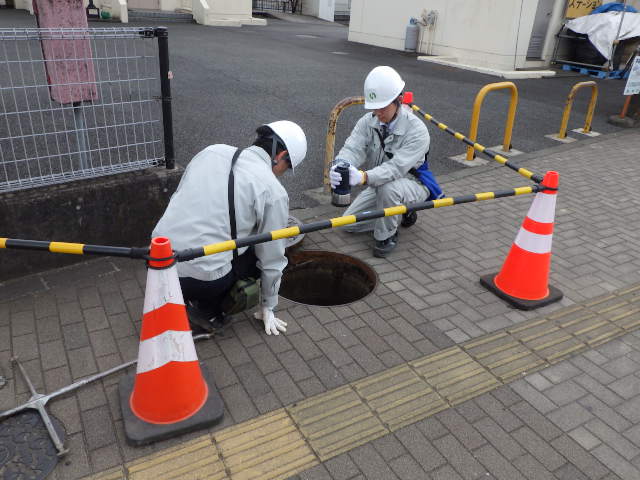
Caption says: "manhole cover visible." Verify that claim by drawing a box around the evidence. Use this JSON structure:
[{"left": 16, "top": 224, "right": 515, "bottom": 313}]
[
  {"left": 0, "top": 410, "right": 65, "bottom": 480},
  {"left": 280, "top": 250, "right": 377, "bottom": 306}
]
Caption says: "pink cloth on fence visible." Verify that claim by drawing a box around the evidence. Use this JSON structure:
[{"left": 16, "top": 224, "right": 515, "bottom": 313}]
[{"left": 34, "top": 0, "right": 98, "bottom": 104}]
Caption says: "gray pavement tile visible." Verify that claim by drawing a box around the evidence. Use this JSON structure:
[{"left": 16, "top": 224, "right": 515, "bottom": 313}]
[
  {"left": 574, "top": 374, "right": 623, "bottom": 407},
  {"left": 415, "top": 416, "right": 449, "bottom": 442},
  {"left": 89, "top": 443, "right": 124, "bottom": 474},
  {"left": 292, "top": 463, "right": 332, "bottom": 480},
  {"left": 349, "top": 444, "right": 400, "bottom": 480},
  {"left": 289, "top": 331, "right": 323, "bottom": 361},
  {"left": 591, "top": 445, "right": 640, "bottom": 480},
  {"left": 492, "top": 385, "right": 523, "bottom": 408},
  {"left": 338, "top": 362, "right": 367, "bottom": 383},
  {"left": 353, "top": 326, "right": 390, "bottom": 355},
  {"left": 540, "top": 362, "right": 583, "bottom": 384},
  {"left": 510, "top": 401, "right": 563, "bottom": 442},
  {"left": 390, "top": 454, "right": 430, "bottom": 480},
  {"left": 433, "top": 433, "right": 486, "bottom": 479},
  {"left": 51, "top": 433, "right": 91, "bottom": 480},
  {"left": 247, "top": 343, "right": 282, "bottom": 375},
  {"left": 11, "top": 309, "right": 35, "bottom": 336},
  {"left": 570, "top": 426, "right": 603, "bottom": 451},
  {"left": 43, "top": 365, "right": 72, "bottom": 392},
  {"left": 551, "top": 435, "right": 612, "bottom": 480},
  {"left": 89, "top": 328, "right": 118, "bottom": 358},
  {"left": 571, "top": 356, "right": 617, "bottom": 385},
  {"left": 596, "top": 340, "right": 634, "bottom": 360},
  {"left": 50, "top": 396, "right": 82, "bottom": 435},
  {"left": 382, "top": 333, "right": 421, "bottom": 362},
  {"left": 513, "top": 454, "right": 556, "bottom": 480},
  {"left": 40, "top": 339, "right": 67, "bottom": 370},
  {"left": 378, "top": 350, "right": 405, "bottom": 368},
  {"left": 324, "top": 454, "right": 361, "bottom": 480},
  {"left": 67, "top": 347, "right": 98, "bottom": 379},
  {"left": 371, "top": 433, "right": 407, "bottom": 463},
  {"left": 475, "top": 392, "right": 525, "bottom": 433},
  {"left": 474, "top": 416, "right": 525, "bottom": 460},
  {"left": 511, "top": 380, "right": 558, "bottom": 414},
  {"left": 82, "top": 405, "right": 117, "bottom": 450},
  {"left": 262, "top": 330, "right": 293, "bottom": 354},
  {"left": 298, "top": 315, "right": 331, "bottom": 342},
  {"left": 36, "top": 315, "right": 62, "bottom": 343},
  {"left": 579, "top": 395, "right": 631, "bottom": 432},
  {"left": 265, "top": 369, "right": 304, "bottom": 405},
  {"left": 107, "top": 312, "right": 136, "bottom": 339},
  {"left": 553, "top": 463, "right": 590, "bottom": 480},
  {"left": 430, "top": 465, "right": 464, "bottom": 480},
  {"left": 601, "top": 356, "right": 640, "bottom": 379},
  {"left": 548, "top": 402, "right": 595, "bottom": 431},
  {"left": 62, "top": 323, "right": 90, "bottom": 350},
  {"left": 204, "top": 354, "right": 239, "bottom": 389},
  {"left": 220, "top": 383, "right": 258, "bottom": 423},
  {"left": 618, "top": 396, "right": 640, "bottom": 423},
  {"left": 512, "top": 426, "right": 567, "bottom": 471},
  {"left": 12, "top": 332, "right": 39, "bottom": 361},
  {"left": 78, "top": 286, "right": 101, "bottom": 310},
  {"left": 474, "top": 444, "right": 528, "bottom": 480},
  {"left": 545, "top": 380, "right": 589, "bottom": 406},
  {"left": 436, "top": 409, "right": 487, "bottom": 451},
  {"left": 235, "top": 362, "right": 272, "bottom": 397},
  {"left": 297, "top": 376, "right": 326, "bottom": 397},
  {"left": 278, "top": 349, "right": 314, "bottom": 382},
  {"left": 317, "top": 337, "right": 352, "bottom": 368},
  {"left": 525, "top": 372, "right": 554, "bottom": 391},
  {"left": 100, "top": 291, "right": 127, "bottom": 316},
  {"left": 584, "top": 418, "right": 640, "bottom": 461},
  {"left": 218, "top": 336, "right": 251, "bottom": 367},
  {"left": 308, "top": 356, "right": 346, "bottom": 389},
  {"left": 253, "top": 390, "right": 282, "bottom": 415},
  {"left": 346, "top": 344, "right": 385, "bottom": 375},
  {"left": 233, "top": 318, "right": 264, "bottom": 348},
  {"left": 455, "top": 399, "right": 486, "bottom": 424},
  {"left": 77, "top": 382, "right": 108, "bottom": 411},
  {"left": 395, "top": 424, "right": 446, "bottom": 472}
]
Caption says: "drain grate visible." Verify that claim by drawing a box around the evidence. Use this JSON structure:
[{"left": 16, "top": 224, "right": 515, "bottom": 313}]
[{"left": 0, "top": 410, "right": 65, "bottom": 480}]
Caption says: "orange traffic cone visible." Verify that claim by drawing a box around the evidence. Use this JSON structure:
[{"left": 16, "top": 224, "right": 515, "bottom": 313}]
[
  {"left": 119, "top": 237, "right": 223, "bottom": 445},
  {"left": 480, "top": 171, "right": 563, "bottom": 310}
]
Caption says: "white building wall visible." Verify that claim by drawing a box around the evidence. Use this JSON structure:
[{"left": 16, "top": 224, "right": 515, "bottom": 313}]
[
  {"left": 303, "top": 0, "right": 335, "bottom": 22},
  {"left": 349, "top": 0, "right": 546, "bottom": 71}
]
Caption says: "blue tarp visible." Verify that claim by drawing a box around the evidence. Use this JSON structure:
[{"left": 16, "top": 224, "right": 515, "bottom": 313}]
[{"left": 591, "top": 2, "right": 638, "bottom": 14}]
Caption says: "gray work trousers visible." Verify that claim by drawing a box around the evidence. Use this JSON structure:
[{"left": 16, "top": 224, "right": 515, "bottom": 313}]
[{"left": 344, "top": 177, "right": 429, "bottom": 241}]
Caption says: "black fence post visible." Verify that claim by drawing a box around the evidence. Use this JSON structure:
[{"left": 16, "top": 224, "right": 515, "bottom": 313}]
[{"left": 155, "top": 26, "right": 174, "bottom": 169}]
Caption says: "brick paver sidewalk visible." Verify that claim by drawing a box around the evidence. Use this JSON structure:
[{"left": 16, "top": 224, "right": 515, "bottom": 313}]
[{"left": 1, "top": 129, "right": 639, "bottom": 479}]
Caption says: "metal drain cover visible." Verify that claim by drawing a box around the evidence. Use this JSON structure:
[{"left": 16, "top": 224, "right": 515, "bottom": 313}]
[{"left": 0, "top": 410, "right": 65, "bottom": 480}]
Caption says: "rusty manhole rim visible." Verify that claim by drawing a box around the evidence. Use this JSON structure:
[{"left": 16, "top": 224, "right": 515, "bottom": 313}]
[{"left": 279, "top": 249, "right": 378, "bottom": 307}]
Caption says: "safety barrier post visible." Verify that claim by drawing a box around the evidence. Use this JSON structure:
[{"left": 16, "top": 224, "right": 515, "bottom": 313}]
[
  {"left": 466, "top": 82, "right": 518, "bottom": 161},
  {"left": 324, "top": 96, "right": 364, "bottom": 192},
  {"left": 556, "top": 81, "right": 598, "bottom": 139}
]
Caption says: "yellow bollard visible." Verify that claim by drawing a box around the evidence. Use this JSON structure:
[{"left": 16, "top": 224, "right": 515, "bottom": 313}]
[
  {"left": 557, "top": 81, "right": 598, "bottom": 139},
  {"left": 323, "top": 96, "right": 364, "bottom": 192},
  {"left": 466, "top": 82, "right": 519, "bottom": 161}
]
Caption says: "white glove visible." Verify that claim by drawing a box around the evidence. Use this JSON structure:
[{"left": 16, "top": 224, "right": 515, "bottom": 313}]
[
  {"left": 254, "top": 307, "right": 287, "bottom": 335},
  {"left": 329, "top": 164, "right": 342, "bottom": 188},
  {"left": 348, "top": 165, "right": 364, "bottom": 186}
]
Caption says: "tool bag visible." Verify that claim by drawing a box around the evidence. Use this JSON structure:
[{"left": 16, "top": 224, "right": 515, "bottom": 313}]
[{"left": 221, "top": 148, "right": 261, "bottom": 315}]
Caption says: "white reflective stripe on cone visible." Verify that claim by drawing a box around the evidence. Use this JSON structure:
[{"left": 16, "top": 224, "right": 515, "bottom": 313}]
[
  {"left": 526, "top": 193, "right": 557, "bottom": 224},
  {"left": 143, "top": 266, "right": 185, "bottom": 315},
  {"left": 514, "top": 228, "right": 553, "bottom": 254},
  {"left": 136, "top": 330, "right": 198, "bottom": 374}
]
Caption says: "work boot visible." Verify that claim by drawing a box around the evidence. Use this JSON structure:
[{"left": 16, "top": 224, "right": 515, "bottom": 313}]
[
  {"left": 401, "top": 211, "right": 417, "bottom": 228},
  {"left": 186, "top": 300, "right": 229, "bottom": 334},
  {"left": 373, "top": 232, "right": 398, "bottom": 258}
]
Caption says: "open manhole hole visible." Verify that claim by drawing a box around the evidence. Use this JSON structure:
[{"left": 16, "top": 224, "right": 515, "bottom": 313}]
[{"left": 280, "top": 250, "right": 377, "bottom": 306}]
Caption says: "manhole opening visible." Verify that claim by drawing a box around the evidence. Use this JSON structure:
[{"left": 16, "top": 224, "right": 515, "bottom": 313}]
[{"left": 280, "top": 250, "right": 377, "bottom": 306}]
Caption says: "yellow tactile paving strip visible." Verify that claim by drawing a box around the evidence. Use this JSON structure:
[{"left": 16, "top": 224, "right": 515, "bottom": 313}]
[{"left": 86, "top": 284, "right": 640, "bottom": 480}]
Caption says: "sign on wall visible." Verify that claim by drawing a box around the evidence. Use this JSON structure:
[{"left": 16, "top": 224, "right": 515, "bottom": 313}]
[
  {"left": 565, "top": 0, "right": 603, "bottom": 19},
  {"left": 624, "top": 56, "right": 640, "bottom": 95}
]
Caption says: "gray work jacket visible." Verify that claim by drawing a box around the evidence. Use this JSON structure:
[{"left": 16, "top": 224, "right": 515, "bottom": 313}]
[
  {"left": 337, "top": 104, "right": 430, "bottom": 186},
  {"left": 152, "top": 145, "right": 288, "bottom": 309}
]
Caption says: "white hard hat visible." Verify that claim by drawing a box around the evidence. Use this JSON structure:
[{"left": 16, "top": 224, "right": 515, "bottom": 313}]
[
  {"left": 363, "top": 66, "right": 405, "bottom": 109},
  {"left": 264, "top": 120, "right": 307, "bottom": 171}
]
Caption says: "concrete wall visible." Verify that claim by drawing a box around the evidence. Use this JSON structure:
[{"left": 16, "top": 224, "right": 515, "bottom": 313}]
[
  {"left": 303, "top": 0, "right": 335, "bottom": 21},
  {"left": 349, "top": 0, "right": 545, "bottom": 70},
  {"left": 0, "top": 167, "right": 183, "bottom": 282}
]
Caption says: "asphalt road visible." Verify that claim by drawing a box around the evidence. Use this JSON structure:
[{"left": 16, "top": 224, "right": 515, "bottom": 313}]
[{"left": 1, "top": 10, "right": 630, "bottom": 207}]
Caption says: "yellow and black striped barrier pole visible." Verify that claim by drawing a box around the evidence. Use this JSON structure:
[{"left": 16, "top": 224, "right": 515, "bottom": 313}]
[
  {"left": 1, "top": 184, "right": 547, "bottom": 262},
  {"left": 177, "top": 184, "right": 544, "bottom": 261},
  {"left": 0, "top": 238, "right": 149, "bottom": 259},
  {"left": 406, "top": 99, "right": 544, "bottom": 184}
]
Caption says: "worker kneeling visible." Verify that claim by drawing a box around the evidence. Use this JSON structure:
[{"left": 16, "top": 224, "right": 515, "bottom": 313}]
[
  {"left": 153, "top": 121, "right": 307, "bottom": 335},
  {"left": 331, "top": 66, "right": 443, "bottom": 258}
]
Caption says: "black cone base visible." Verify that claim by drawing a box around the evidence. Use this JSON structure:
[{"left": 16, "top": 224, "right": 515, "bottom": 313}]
[
  {"left": 119, "top": 364, "right": 224, "bottom": 446},
  {"left": 480, "top": 273, "right": 563, "bottom": 311}
]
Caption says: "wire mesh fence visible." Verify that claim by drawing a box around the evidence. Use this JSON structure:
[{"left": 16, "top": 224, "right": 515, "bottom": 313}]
[
  {"left": 0, "top": 27, "right": 168, "bottom": 193},
  {"left": 252, "top": 0, "right": 302, "bottom": 14}
]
